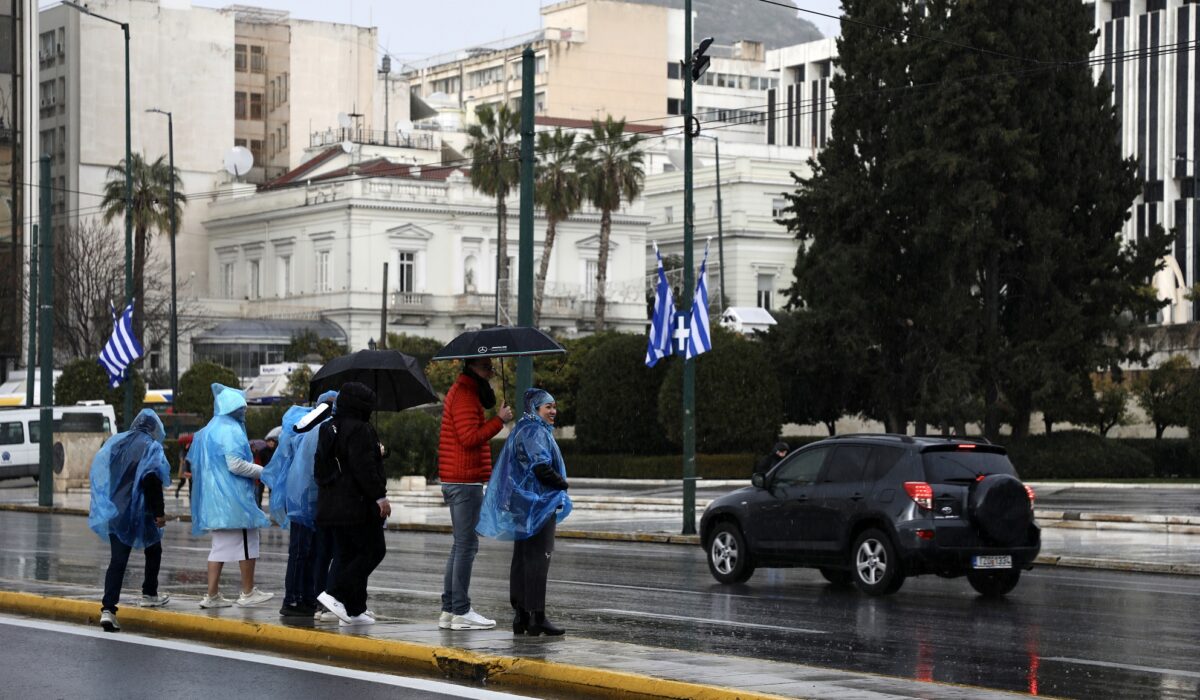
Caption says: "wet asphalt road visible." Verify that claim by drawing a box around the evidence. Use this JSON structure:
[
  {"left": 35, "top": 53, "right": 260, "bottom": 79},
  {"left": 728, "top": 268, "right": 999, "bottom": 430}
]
[{"left": 2, "top": 510, "right": 1198, "bottom": 699}]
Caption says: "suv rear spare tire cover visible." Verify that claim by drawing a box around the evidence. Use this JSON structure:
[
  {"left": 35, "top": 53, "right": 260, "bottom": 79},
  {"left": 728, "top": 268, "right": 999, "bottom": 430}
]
[{"left": 969, "top": 474, "right": 1032, "bottom": 546}]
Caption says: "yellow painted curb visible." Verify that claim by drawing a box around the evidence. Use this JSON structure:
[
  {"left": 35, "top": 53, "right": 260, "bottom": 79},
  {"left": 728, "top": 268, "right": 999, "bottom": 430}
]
[{"left": 0, "top": 591, "right": 795, "bottom": 700}]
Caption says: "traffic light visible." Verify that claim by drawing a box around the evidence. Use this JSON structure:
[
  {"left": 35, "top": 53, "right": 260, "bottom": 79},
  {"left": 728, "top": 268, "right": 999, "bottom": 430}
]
[{"left": 691, "top": 36, "right": 714, "bottom": 82}]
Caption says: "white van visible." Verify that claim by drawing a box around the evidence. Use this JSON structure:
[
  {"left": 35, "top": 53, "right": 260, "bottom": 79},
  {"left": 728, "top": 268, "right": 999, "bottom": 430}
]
[{"left": 0, "top": 404, "right": 119, "bottom": 481}]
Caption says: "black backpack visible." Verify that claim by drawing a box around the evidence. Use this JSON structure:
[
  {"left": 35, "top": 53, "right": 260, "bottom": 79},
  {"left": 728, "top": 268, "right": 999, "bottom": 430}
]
[{"left": 313, "top": 420, "right": 343, "bottom": 486}]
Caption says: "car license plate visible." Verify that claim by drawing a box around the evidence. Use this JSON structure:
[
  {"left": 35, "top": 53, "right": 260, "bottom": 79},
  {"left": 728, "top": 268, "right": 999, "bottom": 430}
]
[{"left": 973, "top": 555, "right": 1012, "bottom": 569}]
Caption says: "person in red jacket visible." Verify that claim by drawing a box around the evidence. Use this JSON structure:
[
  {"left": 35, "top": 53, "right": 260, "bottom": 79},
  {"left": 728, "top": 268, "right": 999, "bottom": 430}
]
[{"left": 437, "top": 357, "right": 513, "bottom": 630}]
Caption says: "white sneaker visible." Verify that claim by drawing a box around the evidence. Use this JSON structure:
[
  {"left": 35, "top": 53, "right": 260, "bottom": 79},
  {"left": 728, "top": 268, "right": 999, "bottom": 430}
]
[
  {"left": 199, "top": 593, "right": 233, "bottom": 609},
  {"left": 339, "top": 613, "right": 376, "bottom": 627},
  {"left": 314, "top": 606, "right": 340, "bottom": 622},
  {"left": 139, "top": 593, "right": 170, "bottom": 608},
  {"left": 363, "top": 609, "right": 376, "bottom": 620},
  {"left": 438, "top": 611, "right": 453, "bottom": 629},
  {"left": 317, "top": 591, "right": 351, "bottom": 623},
  {"left": 99, "top": 609, "right": 120, "bottom": 632},
  {"left": 236, "top": 588, "right": 275, "bottom": 607},
  {"left": 450, "top": 609, "right": 496, "bottom": 630}
]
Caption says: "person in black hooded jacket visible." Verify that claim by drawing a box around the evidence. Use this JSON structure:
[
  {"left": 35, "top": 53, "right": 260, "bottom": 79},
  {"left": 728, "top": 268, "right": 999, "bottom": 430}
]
[{"left": 314, "top": 382, "right": 391, "bottom": 626}]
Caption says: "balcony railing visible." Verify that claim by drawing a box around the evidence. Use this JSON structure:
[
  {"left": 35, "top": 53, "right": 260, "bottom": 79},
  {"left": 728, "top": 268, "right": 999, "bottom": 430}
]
[
  {"left": 389, "top": 291, "right": 431, "bottom": 310},
  {"left": 310, "top": 128, "right": 438, "bottom": 151}
]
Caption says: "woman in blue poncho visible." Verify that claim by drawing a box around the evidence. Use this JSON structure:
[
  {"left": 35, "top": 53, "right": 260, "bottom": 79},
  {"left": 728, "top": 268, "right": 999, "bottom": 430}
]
[
  {"left": 89, "top": 408, "right": 172, "bottom": 632},
  {"left": 478, "top": 388, "right": 571, "bottom": 636},
  {"left": 189, "top": 383, "right": 274, "bottom": 609}
]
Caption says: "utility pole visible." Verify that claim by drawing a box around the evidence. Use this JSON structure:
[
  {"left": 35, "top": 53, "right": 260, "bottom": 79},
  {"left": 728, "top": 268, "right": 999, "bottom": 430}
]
[
  {"left": 147, "top": 109, "right": 177, "bottom": 403},
  {"left": 37, "top": 155, "right": 53, "bottom": 506},
  {"left": 380, "top": 262, "right": 389, "bottom": 350},
  {"left": 25, "top": 224, "right": 37, "bottom": 408},
  {"left": 516, "top": 46, "right": 535, "bottom": 399},
  {"left": 681, "top": 0, "right": 697, "bottom": 535}
]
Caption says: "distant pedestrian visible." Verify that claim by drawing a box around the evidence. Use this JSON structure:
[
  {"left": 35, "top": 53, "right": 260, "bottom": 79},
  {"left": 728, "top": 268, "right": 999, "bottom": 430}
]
[
  {"left": 754, "top": 441, "right": 790, "bottom": 477},
  {"left": 189, "top": 383, "right": 274, "bottom": 609},
  {"left": 173, "top": 433, "right": 192, "bottom": 499},
  {"left": 478, "top": 388, "right": 572, "bottom": 637},
  {"left": 90, "top": 409, "right": 173, "bottom": 632},
  {"left": 436, "top": 357, "right": 513, "bottom": 630},
  {"left": 315, "top": 382, "right": 390, "bottom": 627},
  {"left": 254, "top": 435, "right": 278, "bottom": 507}
]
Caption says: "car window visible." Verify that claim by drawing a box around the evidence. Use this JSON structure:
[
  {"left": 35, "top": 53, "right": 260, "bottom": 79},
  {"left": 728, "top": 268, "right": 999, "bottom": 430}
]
[
  {"left": 823, "top": 445, "right": 870, "bottom": 483},
  {"left": 774, "top": 447, "right": 829, "bottom": 487},
  {"left": 922, "top": 450, "right": 1017, "bottom": 482},
  {"left": 0, "top": 422, "right": 23, "bottom": 445},
  {"left": 866, "top": 446, "right": 906, "bottom": 481}
]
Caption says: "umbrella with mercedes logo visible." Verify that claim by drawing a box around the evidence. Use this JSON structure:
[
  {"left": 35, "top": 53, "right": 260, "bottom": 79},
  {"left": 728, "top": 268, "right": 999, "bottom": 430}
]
[{"left": 432, "top": 325, "right": 565, "bottom": 362}]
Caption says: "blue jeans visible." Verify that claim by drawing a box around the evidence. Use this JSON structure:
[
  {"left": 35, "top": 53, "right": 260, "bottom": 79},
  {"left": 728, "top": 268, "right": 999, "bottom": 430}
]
[
  {"left": 441, "top": 483, "right": 484, "bottom": 615},
  {"left": 284, "top": 523, "right": 316, "bottom": 607}
]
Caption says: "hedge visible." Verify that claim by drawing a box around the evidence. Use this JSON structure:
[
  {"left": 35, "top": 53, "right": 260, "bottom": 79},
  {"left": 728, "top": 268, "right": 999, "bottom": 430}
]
[
  {"left": 1002, "top": 431, "right": 1155, "bottom": 480},
  {"left": 1114, "top": 438, "right": 1197, "bottom": 478},
  {"left": 575, "top": 332, "right": 673, "bottom": 455}
]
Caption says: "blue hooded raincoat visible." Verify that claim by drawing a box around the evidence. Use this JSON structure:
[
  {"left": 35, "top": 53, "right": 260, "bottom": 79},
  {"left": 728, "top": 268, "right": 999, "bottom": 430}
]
[
  {"left": 477, "top": 392, "right": 572, "bottom": 541},
  {"left": 88, "top": 408, "right": 172, "bottom": 549},
  {"left": 189, "top": 383, "right": 272, "bottom": 535},
  {"left": 260, "top": 405, "right": 310, "bottom": 528}
]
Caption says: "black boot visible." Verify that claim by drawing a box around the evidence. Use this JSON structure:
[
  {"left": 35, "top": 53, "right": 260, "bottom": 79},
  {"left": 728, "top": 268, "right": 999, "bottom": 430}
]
[
  {"left": 513, "top": 608, "right": 530, "bottom": 634},
  {"left": 526, "top": 611, "right": 565, "bottom": 636}
]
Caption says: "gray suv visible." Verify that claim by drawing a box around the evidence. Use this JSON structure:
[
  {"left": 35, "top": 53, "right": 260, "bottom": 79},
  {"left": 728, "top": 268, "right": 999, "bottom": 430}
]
[{"left": 700, "top": 435, "right": 1040, "bottom": 596}]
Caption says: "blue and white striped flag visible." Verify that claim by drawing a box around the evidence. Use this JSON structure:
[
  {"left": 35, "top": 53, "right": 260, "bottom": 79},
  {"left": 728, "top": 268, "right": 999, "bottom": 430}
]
[
  {"left": 98, "top": 301, "right": 143, "bottom": 388},
  {"left": 686, "top": 242, "right": 713, "bottom": 360},
  {"left": 645, "top": 242, "right": 675, "bottom": 367}
]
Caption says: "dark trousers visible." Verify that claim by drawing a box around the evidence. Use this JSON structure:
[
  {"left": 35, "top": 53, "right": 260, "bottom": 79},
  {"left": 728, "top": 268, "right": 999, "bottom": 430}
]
[
  {"left": 510, "top": 518, "right": 556, "bottom": 614},
  {"left": 313, "top": 526, "right": 340, "bottom": 596},
  {"left": 284, "top": 523, "right": 317, "bottom": 607},
  {"left": 326, "top": 520, "right": 386, "bottom": 617},
  {"left": 102, "top": 534, "right": 162, "bottom": 614}
]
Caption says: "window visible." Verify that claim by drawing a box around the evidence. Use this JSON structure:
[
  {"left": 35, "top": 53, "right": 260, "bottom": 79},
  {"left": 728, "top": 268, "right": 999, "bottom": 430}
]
[
  {"left": 235, "top": 138, "right": 247, "bottom": 148},
  {"left": 316, "top": 250, "right": 331, "bottom": 292},
  {"left": 281, "top": 123, "right": 288, "bottom": 148},
  {"left": 235, "top": 91, "right": 247, "bottom": 120},
  {"left": 772, "top": 197, "right": 788, "bottom": 218},
  {"left": 220, "top": 262, "right": 235, "bottom": 298},
  {"left": 664, "top": 206, "right": 674, "bottom": 223},
  {"left": 823, "top": 446, "right": 870, "bottom": 483},
  {"left": 774, "top": 448, "right": 829, "bottom": 487},
  {"left": 534, "top": 92, "right": 546, "bottom": 114},
  {"left": 277, "top": 255, "right": 292, "bottom": 296},
  {"left": 250, "top": 45, "right": 265, "bottom": 73},
  {"left": 584, "top": 260, "right": 599, "bottom": 299},
  {"left": 0, "top": 422, "right": 23, "bottom": 445},
  {"left": 757, "top": 273, "right": 774, "bottom": 310},
  {"left": 250, "top": 92, "right": 264, "bottom": 119},
  {"left": 268, "top": 133, "right": 276, "bottom": 157},
  {"left": 247, "top": 260, "right": 260, "bottom": 299},
  {"left": 866, "top": 446, "right": 906, "bottom": 481},
  {"left": 149, "top": 342, "right": 162, "bottom": 371},
  {"left": 235, "top": 43, "right": 248, "bottom": 72},
  {"left": 249, "top": 139, "right": 263, "bottom": 166},
  {"left": 395, "top": 251, "right": 415, "bottom": 293},
  {"left": 667, "top": 98, "right": 681, "bottom": 116},
  {"left": 667, "top": 62, "right": 681, "bottom": 80},
  {"left": 281, "top": 73, "right": 288, "bottom": 103}
]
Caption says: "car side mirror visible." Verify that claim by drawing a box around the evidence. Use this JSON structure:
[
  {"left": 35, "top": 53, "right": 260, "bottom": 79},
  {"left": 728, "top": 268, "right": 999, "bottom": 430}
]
[{"left": 751, "top": 472, "right": 765, "bottom": 489}]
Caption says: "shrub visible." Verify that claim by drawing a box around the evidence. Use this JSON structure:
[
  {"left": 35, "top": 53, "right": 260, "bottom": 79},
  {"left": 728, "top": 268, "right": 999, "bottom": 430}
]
[
  {"left": 575, "top": 332, "right": 673, "bottom": 455},
  {"left": 1116, "top": 438, "right": 1198, "bottom": 478},
  {"left": 1131, "top": 356, "right": 1194, "bottom": 439},
  {"left": 386, "top": 333, "right": 444, "bottom": 368},
  {"left": 377, "top": 409, "right": 441, "bottom": 480},
  {"left": 657, "top": 326, "right": 783, "bottom": 454},
  {"left": 176, "top": 362, "right": 240, "bottom": 419},
  {"left": 534, "top": 332, "right": 616, "bottom": 427},
  {"left": 1003, "top": 431, "right": 1154, "bottom": 480},
  {"left": 244, "top": 405, "right": 288, "bottom": 441},
  {"left": 54, "top": 358, "right": 145, "bottom": 427}
]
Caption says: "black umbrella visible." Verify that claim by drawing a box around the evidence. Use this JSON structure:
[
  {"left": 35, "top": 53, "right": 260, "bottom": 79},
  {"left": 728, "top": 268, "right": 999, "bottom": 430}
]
[
  {"left": 432, "top": 325, "right": 565, "bottom": 361},
  {"left": 308, "top": 350, "right": 438, "bottom": 411}
]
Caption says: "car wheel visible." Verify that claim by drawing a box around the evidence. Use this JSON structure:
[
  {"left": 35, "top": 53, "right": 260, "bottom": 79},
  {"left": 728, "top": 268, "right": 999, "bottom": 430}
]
[
  {"left": 819, "top": 567, "right": 853, "bottom": 587},
  {"left": 851, "top": 528, "right": 904, "bottom": 596},
  {"left": 707, "top": 521, "right": 755, "bottom": 584},
  {"left": 967, "top": 569, "right": 1020, "bottom": 597}
]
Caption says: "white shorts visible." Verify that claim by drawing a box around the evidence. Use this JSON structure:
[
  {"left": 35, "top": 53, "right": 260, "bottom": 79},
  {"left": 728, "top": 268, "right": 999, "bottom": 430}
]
[{"left": 208, "top": 528, "right": 260, "bottom": 562}]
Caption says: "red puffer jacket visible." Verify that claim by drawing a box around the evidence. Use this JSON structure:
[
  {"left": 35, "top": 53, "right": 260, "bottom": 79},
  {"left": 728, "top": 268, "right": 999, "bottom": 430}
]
[{"left": 438, "top": 373, "right": 503, "bottom": 483}]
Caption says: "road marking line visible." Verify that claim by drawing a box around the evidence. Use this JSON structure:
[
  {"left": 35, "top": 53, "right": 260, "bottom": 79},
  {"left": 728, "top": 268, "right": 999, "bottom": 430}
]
[
  {"left": 0, "top": 613, "right": 532, "bottom": 698},
  {"left": 1043, "top": 656, "right": 1200, "bottom": 679},
  {"left": 589, "top": 608, "right": 826, "bottom": 635}
]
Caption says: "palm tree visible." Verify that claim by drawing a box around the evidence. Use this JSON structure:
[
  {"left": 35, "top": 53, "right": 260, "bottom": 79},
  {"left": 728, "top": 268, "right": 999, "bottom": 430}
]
[
  {"left": 579, "top": 116, "right": 644, "bottom": 331},
  {"left": 100, "top": 152, "right": 186, "bottom": 340},
  {"left": 465, "top": 104, "right": 520, "bottom": 321},
  {"left": 533, "top": 128, "right": 583, "bottom": 324}
]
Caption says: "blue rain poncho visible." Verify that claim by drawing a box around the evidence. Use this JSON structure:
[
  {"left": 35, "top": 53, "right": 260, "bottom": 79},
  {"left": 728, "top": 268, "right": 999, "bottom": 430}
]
[
  {"left": 477, "top": 408, "right": 572, "bottom": 541},
  {"left": 189, "top": 383, "right": 272, "bottom": 535},
  {"left": 284, "top": 390, "right": 338, "bottom": 529},
  {"left": 88, "top": 408, "right": 172, "bottom": 549},
  {"left": 260, "top": 405, "right": 310, "bottom": 528}
]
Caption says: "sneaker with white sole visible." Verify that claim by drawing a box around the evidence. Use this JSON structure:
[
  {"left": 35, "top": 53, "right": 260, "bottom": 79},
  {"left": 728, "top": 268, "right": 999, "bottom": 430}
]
[
  {"left": 438, "top": 611, "right": 453, "bottom": 629},
  {"left": 139, "top": 593, "right": 170, "bottom": 608},
  {"left": 339, "top": 613, "right": 376, "bottom": 627},
  {"left": 235, "top": 588, "right": 275, "bottom": 607},
  {"left": 316, "top": 591, "right": 351, "bottom": 623},
  {"left": 99, "top": 609, "right": 120, "bottom": 632},
  {"left": 450, "top": 609, "right": 496, "bottom": 630},
  {"left": 199, "top": 593, "right": 233, "bottom": 609}
]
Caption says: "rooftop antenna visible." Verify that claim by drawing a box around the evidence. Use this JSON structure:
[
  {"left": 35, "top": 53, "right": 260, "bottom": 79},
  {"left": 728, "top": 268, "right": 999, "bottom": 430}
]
[{"left": 223, "top": 145, "right": 254, "bottom": 181}]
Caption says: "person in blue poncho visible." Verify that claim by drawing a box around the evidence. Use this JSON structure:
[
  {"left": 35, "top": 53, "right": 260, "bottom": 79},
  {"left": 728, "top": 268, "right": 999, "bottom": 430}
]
[
  {"left": 89, "top": 408, "right": 172, "bottom": 632},
  {"left": 478, "top": 388, "right": 571, "bottom": 636},
  {"left": 189, "top": 383, "right": 275, "bottom": 609}
]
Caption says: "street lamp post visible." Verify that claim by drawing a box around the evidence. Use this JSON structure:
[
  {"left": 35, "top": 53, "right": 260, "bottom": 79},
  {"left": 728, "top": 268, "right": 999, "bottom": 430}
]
[
  {"left": 697, "top": 134, "right": 726, "bottom": 309},
  {"left": 64, "top": 0, "right": 134, "bottom": 428},
  {"left": 146, "top": 108, "right": 176, "bottom": 405}
]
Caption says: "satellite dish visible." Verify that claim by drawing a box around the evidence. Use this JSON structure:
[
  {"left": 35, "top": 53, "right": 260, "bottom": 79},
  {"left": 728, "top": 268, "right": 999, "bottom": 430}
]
[
  {"left": 396, "top": 119, "right": 413, "bottom": 137},
  {"left": 223, "top": 146, "right": 254, "bottom": 178},
  {"left": 337, "top": 112, "right": 352, "bottom": 128},
  {"left": 341, "top": 140, "right": 354, "bottom": 154}
]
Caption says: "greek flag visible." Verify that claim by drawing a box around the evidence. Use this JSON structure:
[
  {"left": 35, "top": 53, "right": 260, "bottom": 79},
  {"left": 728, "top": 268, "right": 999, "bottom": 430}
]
[
  {"left": 645, "top": 243, "right": 675, "bottom": 367},
  {"left": 686, "top": 243, "right": 713, "bottom": 360},
  {"left": 98, "top": 301, "right": 143, "bottom": 388}
]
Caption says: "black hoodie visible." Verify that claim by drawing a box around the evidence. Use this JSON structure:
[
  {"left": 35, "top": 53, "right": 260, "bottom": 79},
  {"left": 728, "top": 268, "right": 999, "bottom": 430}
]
[{"left": 315, "top": 382, "right": 387, "bottom": 526}]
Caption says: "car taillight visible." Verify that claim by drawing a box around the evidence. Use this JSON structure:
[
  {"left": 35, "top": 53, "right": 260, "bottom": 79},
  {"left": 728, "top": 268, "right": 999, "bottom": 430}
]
[
  {"left": 957, "top": 443, "right": 976, "bottom": 449},
  {"left": 904, "top": 481, "right": 933, "bottom": 510},
  {"left": 1024, "top": 484, "right": 1036, "bottom": 504}
]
